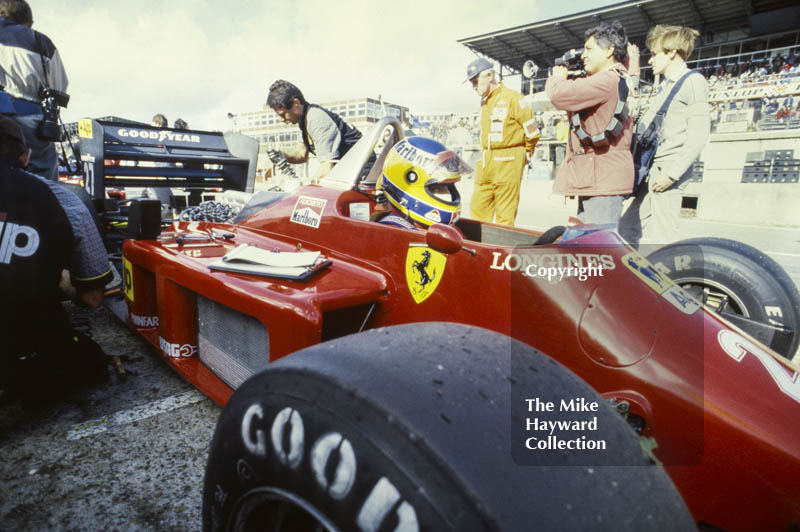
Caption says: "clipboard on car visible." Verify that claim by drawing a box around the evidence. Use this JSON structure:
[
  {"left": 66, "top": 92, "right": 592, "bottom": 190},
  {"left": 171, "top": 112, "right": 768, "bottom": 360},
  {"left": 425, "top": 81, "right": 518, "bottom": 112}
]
[{"left": 208, "top": 244, "right": 331, "bottom": 281}]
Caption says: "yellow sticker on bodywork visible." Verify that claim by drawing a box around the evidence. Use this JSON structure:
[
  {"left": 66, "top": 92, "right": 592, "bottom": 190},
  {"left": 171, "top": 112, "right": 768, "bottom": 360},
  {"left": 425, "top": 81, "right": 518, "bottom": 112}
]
[
  {"left": 78, "top": 118, "right": 92, "bottom": 138},
  {"left": 405, "top": 247, "right": 446, "bottom": 304},
  {"left": 123, "top": 256, "right": 134, "bottom": 302},
  {"left": 622, "top": 252, "right": 673, "bottom": 294}
]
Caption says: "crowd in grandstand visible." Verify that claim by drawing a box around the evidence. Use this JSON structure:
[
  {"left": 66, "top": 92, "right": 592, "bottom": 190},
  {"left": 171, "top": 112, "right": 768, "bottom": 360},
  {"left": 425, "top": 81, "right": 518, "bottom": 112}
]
[
  {"left": 699, "top": 49, "right": 800, "bottom": 130},
  {"left": 410, "top": 114, "right": 481, "bottom": 146},
  {"left": 411, "top": 48, "right": 800, "bottom": 146}
]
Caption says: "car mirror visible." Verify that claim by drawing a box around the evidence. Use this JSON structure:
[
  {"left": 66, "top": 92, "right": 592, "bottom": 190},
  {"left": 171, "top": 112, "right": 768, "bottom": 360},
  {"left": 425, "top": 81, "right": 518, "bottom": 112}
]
[{"left": 426, "top": 223, "right": 463, "bottom": 254}]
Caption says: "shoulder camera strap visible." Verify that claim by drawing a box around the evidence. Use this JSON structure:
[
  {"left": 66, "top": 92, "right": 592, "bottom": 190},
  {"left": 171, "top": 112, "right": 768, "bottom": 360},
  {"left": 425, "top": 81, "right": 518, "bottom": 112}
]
[
  {"left": 639, "top": 70, "right": 698, "bottom": 144},
  {"left": 651, "top": 70, "right": 698, "bottom": 121},
  {"left": 33, "top": 31, "right": 50, "bottom": 92},
  {"left": 569, "top": 70, "right": 630, "bottom": 150}
]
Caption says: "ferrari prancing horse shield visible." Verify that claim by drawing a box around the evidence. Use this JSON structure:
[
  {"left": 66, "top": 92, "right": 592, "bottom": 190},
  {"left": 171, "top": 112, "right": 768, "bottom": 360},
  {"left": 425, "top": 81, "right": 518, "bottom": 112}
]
[{"left": 405, "top": 247, "right": 446, "bottom": 304}]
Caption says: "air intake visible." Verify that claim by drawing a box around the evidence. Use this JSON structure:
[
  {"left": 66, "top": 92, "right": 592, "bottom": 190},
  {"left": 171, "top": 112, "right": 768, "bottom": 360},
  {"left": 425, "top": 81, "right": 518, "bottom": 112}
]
[{"left": 197, "top": 296, "right": 269, "bottom": 389}]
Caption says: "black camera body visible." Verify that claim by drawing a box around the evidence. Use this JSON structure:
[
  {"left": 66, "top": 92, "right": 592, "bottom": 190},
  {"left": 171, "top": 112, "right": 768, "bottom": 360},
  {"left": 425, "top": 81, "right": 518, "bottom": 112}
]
[
  {"left": 555, "top": 48, "right": 585, "bottom": 77},
  {"left": 36, "top": 86, "right": 70, "bottom": 142}
]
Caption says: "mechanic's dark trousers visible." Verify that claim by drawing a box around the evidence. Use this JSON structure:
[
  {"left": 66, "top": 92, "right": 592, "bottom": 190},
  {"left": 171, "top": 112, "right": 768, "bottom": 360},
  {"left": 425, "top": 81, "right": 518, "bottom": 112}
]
[{"left": 2, "top": 302, "right": 107, "bottom": 400}]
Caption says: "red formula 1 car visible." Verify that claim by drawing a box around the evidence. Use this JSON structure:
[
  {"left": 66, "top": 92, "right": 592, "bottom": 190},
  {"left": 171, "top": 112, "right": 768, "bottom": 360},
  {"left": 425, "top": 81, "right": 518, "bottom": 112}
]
[{"left": 117, "top": 118, "right": 800, "bottom": 531}]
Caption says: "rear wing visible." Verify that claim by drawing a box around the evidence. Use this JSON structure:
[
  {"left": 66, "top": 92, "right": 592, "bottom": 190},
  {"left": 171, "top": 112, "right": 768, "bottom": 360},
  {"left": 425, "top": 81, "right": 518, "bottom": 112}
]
[{"left": 78, "top": 119, "right": 258, "bottom": 198}]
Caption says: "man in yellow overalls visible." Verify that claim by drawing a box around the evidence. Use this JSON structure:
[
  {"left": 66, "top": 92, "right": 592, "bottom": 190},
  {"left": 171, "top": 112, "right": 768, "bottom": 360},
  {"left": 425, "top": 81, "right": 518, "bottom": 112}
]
[{"left": 466, "top": 58, "right": 540, "bottom": 225}]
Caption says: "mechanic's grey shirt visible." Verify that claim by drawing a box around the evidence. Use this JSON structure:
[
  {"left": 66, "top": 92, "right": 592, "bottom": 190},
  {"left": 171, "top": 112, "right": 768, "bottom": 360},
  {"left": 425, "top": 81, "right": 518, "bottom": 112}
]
[
  {"left": 38, "top": 175, "right": 111, "bottom": 283},
  {"left": 640, "top": 65, "right": 710, "bottom": 182},
  {"left": 306, "top": 106, "right": 342, "bottom": 163}
]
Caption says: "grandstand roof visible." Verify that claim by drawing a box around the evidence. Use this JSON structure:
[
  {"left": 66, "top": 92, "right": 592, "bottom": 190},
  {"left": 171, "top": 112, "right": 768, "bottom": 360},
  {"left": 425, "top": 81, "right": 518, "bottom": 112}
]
[{"left": 458, "top": 0, "right": 800, "bottom": 75}]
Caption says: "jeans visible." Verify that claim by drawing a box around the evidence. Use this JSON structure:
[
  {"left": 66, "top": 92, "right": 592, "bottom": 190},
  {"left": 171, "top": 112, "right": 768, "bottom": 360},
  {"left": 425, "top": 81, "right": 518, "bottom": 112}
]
[
  {"left": 577, "top": 195, "right": 624, "bottom": 225},
  {"left": 14, "top": 112, "right": 58, "bottom": 182}
]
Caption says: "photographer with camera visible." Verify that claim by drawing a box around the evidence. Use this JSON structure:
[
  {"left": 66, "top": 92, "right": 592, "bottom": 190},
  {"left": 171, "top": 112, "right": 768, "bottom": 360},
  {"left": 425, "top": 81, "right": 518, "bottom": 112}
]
[
  {"left": 618, "top": 25, "right": 709, "bottom": 248},
  {"left": 0, "top": 0, "right": 68, "bottom": 182},
  {"left": 546, "top": 21, "right": 637, "bottom": 225}
]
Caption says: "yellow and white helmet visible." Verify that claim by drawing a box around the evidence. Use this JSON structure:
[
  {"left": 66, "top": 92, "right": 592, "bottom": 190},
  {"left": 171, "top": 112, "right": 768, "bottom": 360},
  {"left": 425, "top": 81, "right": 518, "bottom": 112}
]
[{"left": 378, "top": 137, "right": 471, "bottom": 227}]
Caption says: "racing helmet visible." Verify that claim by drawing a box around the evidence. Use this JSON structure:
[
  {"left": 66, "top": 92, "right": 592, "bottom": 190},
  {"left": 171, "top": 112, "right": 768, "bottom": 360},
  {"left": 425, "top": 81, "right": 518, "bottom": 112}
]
[{"left": 378, "top": 136, "right": 471, "bottom": 227}]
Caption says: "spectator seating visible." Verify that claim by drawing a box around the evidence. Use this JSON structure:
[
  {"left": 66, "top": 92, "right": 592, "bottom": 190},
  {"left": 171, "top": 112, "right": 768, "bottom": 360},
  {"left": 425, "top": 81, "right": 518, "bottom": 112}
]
[
  {"left": 741, "top": 161, "right": 771, "bottom": 183},
  {"left": 741, "top": 149, "right": 799, "bottom": 183},
  {"left": 689, "top": 161, "right": 704, "bottom": 183}
]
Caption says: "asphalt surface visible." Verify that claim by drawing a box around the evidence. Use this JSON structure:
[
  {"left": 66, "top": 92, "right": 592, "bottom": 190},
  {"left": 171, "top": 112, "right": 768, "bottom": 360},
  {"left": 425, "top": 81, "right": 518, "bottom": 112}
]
[
  {"left": 0, "top": 304, "right": 219, "bottom": 532},
  {"left": 1, "top": 185, "right": 797, "bottom": 532}
]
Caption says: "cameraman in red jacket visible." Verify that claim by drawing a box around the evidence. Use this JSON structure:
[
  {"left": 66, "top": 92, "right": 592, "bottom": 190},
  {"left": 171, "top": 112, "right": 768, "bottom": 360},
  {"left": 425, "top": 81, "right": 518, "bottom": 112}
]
[{"left": 546, "top": 21, "right": 639, "bottom": 225}]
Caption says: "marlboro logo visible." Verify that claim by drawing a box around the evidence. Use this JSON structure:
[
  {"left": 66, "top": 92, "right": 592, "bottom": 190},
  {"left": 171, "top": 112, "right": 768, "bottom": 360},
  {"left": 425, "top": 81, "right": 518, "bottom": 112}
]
[{"left": 290, "top": 196, "right": 327, "bottom": 228}]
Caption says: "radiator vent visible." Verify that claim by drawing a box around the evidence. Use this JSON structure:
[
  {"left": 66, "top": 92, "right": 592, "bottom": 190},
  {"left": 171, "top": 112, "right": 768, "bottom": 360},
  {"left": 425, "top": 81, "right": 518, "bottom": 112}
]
[{"left": 197, "top": 296, "right": 269, "bottom": 389}]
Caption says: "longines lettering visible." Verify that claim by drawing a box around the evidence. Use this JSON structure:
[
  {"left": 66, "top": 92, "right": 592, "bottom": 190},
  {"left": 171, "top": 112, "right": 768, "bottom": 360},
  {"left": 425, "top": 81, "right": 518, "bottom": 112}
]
[{"left": 490, "top": 252, "right": 615, "bottom": 271}]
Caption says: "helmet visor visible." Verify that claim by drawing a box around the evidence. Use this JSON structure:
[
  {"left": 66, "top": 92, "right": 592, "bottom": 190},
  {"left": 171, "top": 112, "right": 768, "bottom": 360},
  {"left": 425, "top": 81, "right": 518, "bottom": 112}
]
[{"left": 423, "top": 150, "right": 473, "bottom": 184}]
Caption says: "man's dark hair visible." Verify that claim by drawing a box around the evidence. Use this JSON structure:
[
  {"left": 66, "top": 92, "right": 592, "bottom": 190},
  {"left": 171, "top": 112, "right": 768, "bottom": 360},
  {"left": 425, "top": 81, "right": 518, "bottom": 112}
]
[
  {"left": 0, "top": 0, "right": 33, "bottom": 25},
  {"left": 585, "top": 21, "right": 628, "bottom": 63},
  {"left": 267, "top": 80, "right": 306, "bottom": 109},
  {"left": 173, "top": 118, "right": 188, "bottom": 130},
  {"left": 0, "top": 115, "right": 26, "bottom": 158}
]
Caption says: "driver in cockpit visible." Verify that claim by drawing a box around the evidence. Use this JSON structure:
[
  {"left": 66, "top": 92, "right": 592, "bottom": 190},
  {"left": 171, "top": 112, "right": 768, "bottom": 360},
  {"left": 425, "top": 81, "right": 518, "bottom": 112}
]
[{"left": 376, "top": 136, "right": 472, "bottom": 231}]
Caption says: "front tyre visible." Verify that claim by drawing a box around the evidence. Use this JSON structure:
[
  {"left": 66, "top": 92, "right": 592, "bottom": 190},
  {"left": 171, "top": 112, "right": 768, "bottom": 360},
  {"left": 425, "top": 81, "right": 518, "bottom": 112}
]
[{"left": 203, "top": 323, "right": 694, "bottom": 532}]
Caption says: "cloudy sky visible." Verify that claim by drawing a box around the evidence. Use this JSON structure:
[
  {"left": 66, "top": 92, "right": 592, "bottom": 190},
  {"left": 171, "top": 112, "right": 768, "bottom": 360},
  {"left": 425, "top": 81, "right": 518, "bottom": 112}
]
[{"left": 36, "top": 0, "right": 612, "bottom": 130}]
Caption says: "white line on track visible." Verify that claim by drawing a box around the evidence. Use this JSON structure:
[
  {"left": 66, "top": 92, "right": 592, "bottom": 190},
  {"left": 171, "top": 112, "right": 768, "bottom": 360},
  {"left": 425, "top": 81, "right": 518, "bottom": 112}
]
[{"left": 66, "top": 390, "right": 205, "bottom": 441}]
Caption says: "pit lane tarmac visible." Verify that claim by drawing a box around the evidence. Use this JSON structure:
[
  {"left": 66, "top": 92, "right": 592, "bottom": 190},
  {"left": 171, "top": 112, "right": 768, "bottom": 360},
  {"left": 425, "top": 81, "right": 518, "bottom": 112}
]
[{"left": 0, "top": 303, "right": 220, "bottom": 532}]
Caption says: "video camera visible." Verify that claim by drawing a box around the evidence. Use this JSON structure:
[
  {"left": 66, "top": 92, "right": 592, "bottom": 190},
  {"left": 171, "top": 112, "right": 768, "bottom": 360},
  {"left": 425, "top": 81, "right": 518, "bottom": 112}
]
[
  {"left": 36, "top": 86, "right": 70, "bottom": 142},
  {"left": 554, "top": 48, "right": 585, "bottom": 77}
]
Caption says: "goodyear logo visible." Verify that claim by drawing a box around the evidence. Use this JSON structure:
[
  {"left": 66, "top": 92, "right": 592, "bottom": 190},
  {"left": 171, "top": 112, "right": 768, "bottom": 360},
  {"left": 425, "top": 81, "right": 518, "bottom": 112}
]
[{"left": 116, "top": 128, "right": 201, "bottom": 143}]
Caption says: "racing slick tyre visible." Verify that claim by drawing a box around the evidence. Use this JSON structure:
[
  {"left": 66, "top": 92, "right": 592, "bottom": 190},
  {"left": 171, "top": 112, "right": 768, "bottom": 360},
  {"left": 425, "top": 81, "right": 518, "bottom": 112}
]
[
  {"left": 203, "top": 323, "right": 693, "bottom": 532},
  {"left": 647, "top": 237, "right": 800, "bottom": 360}
]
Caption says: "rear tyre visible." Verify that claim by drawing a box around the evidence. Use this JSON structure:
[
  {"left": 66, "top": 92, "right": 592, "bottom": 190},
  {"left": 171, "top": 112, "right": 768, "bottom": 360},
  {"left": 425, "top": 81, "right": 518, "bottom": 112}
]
[
  {"left": 648, "top": 237, "right": 800, "bottom": 359},
  {"left": 203, "top": 323, "right": 693, "bottom": 532}
]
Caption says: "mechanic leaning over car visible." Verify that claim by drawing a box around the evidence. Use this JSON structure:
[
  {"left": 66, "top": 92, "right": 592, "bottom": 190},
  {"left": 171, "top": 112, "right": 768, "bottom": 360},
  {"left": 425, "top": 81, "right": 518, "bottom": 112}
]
[
  {"left": 0, "top": 0, "right": 68, "bottom": 182},
  {"left": 377, "top": 136, "right": 472, "bottom": 230},
  {"left": 0, "top": 116, "right": 113, "bottom": 401},
  {"left": 466, "top": 57, "right": 540, "bottom": 226},
  {"left": 546, "top": 21, "right": 639, "bottom": 225},
  {"left": 267, "top": 80, "right": 362, "bottom": 184}
]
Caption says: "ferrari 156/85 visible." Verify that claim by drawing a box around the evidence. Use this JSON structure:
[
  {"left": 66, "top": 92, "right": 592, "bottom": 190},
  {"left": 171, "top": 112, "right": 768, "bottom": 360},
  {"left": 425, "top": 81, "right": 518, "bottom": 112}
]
[{"left": 117, "top": 117, "right": 800, "bottom": 531}]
